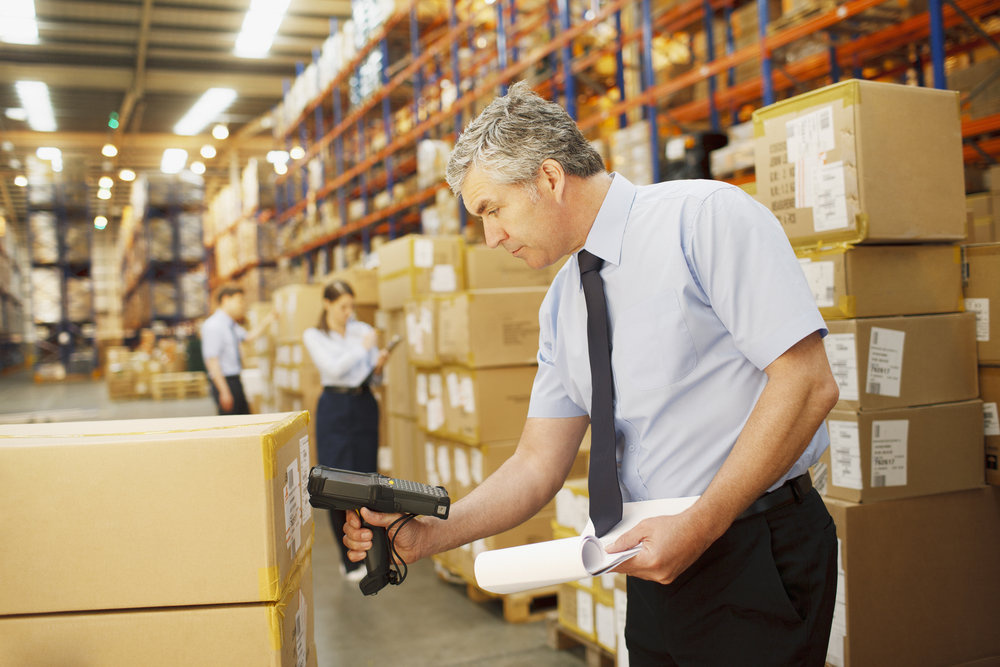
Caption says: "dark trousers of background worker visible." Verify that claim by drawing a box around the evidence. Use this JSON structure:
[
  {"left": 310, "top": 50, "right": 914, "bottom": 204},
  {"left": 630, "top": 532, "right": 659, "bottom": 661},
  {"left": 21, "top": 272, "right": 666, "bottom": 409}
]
[
  {"left": 316, "top": 385, "right": 379, "bottom": 572},
  {"left": 625, "top": 486, "right": 838, "bottom": 666},
  {"left": 210, "top": 375, "right": 251, "bottom": 416}
]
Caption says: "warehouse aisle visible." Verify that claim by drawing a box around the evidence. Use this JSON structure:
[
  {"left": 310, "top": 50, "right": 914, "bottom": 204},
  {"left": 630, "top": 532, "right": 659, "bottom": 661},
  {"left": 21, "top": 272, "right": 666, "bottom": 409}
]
[{"left": 0, "top": 372, "right": 586, "bottom": 666}]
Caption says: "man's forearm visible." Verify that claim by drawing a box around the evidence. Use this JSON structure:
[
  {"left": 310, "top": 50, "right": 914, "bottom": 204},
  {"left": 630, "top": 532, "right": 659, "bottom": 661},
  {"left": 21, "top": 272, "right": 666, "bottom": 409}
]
[
  {"left": 419, "top": 415, "right": 589, "bottom": 558},
  {"left": 205, "top": 358, "right": 229, "bottom": 394}
]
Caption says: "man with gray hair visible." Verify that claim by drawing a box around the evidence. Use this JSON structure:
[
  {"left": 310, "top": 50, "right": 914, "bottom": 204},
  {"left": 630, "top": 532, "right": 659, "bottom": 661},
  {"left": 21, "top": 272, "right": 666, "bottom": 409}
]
[{"left": 346, "top": 81, "right": 840, "bottom": 665}]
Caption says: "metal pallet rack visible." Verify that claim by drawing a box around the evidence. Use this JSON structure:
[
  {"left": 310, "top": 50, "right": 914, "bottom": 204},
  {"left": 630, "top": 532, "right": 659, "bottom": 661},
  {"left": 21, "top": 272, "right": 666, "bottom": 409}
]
[
  {"left": 0, "top": 229, "right": 27, "bottom": 374},
  {"left": 26, "top": 183, "right": 98, "bottom": 380},
  {"left": 121, "top": 178, "right": 207, "bottom": 341},
  {"left": 272, "top": 0, "right": 999, "bottom": 273}
]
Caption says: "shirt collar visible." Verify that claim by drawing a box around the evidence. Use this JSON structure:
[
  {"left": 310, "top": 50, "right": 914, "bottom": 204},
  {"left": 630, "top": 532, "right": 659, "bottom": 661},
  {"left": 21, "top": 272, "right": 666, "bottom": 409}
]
[{"left": 576, "top": 172, "right": 636, "bottom": 283}]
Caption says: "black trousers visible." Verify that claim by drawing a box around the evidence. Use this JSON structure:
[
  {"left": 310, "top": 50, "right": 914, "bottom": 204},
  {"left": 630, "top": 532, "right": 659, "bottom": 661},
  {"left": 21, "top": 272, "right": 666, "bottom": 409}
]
[
  {"left": 210, "top": 375, "right": 251, "bottom": 416},
  {"left": 315, "top": 387, "right": 379, "bottom": 571},
  {"left": 625, "top": 487, "right": 838, "bottom": 666}
]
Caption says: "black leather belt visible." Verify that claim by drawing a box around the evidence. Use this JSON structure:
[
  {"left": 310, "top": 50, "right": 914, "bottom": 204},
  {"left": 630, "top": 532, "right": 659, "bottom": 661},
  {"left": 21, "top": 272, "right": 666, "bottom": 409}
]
[
  {"left": 736, "top": 472, "right": 813, "bottom": 521},
  {"left": 323, "top": 385, "right": 369, "bottom": 396}
]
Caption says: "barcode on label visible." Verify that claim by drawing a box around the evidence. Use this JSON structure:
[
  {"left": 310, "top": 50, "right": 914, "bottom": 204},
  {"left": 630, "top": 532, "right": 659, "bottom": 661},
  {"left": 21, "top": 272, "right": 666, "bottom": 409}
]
[
  {"left": 824, "top": 287, "right": 835, "bottom": 302},
  {"left": 872, "top": 474, "right": 886, "bottom": 488},
  {"left": 820, "top": 108, "right": 831, "bottom": 130},
  {"left": 867, "top": 382, "right": 881, "bottom": 395},
  {"left": 873, "top": 423, "right": 881, "bottom": 438},
  {"left": 872, "top": 330, "right": 879, "bottom": 345}
]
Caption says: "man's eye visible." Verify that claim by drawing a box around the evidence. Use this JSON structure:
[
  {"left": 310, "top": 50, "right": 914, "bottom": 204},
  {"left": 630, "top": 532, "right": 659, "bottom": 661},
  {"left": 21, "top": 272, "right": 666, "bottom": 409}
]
[{"left": 488, "top": 209, "right": 498, "bottom": 217}]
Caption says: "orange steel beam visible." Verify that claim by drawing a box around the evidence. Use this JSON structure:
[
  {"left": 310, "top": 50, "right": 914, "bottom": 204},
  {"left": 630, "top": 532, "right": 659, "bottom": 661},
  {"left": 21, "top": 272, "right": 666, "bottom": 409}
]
[{"left": 964, "top": 135, "right": 1000, "bottom": 161}]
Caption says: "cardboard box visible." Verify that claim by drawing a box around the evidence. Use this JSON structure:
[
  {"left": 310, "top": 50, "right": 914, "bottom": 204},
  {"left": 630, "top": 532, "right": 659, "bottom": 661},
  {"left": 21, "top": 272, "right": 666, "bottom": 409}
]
[
  {"left": 0, "top": 551, "right": 316, "bottom": 667},
  {"left": 557, "top": 581, "right": 597, "bottom": 642},
  {"left": 980, "top": 366, "right": 1000, "bottom": 486},
  {"left": 824, "top": 312, "right": 978, "bottom": 410},
  {"left": 273, "top": 284, "right": 324, "bottom": 341},
  {"left": 963, "top": 243, "right": 1000, "bottom": 364},
  {"left": 823, "top": 487, "right": 1000, "bottom": 667},
  {"left": 753, "top": 79, "right": 966, "bottom": 247},
  {"left": 437, "top": 288, "right": 546, "bottom": 367},
  {"left": 797, "top": 244, "right": 963, "bottom": 319},
  {"left": 325, "top": 266, "right": 378, "bottom": 305},
  {"left": 0, "top": 412, "right": 314, "bottom": 615},
  {"left": 822, "top": 400, "right": 984, "bottom": 503},
  {"left": 403, "top": 297, "right": 439, "bottom": 367},
  {"left": 379, "top": 309, "right": 416, "bottom": 418},
  {"left": 465, "top": 244, "right": 561, "bottom": 289},
  {"left": 414, "top": 368, "right": 445, "bottom": 433},
  {"left": 966, "top": 193, "right": 999, "bottom": 244},
  {"left": 438, "top": 365, "right": 537, "bottom": 445},
  {"left": 376, "top": 234, "right": 465, "bottom": 309},
  {"left": 387, "top": 415, "right": 420, "bottom": 482},
  {"left": 449, "top": 437, "right": 590, "bottom": 501}
]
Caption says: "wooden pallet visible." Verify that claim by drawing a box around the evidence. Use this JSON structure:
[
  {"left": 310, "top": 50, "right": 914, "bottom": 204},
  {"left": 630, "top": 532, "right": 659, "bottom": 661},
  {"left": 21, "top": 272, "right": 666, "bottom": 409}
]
[
  {"left": 432, "top": 557, "right": 558, "bottom": 624},
  {"left": 547, "top": 617, "right": 616, "bottom": 667},
  {"left": 151, "top": 372, "right": 209, "bottom": 400}
]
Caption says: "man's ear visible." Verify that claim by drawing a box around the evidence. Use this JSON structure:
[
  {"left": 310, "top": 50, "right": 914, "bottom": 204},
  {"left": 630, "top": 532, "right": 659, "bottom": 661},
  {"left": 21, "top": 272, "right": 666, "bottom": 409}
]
[{"left": 539, "top": 158, "right": 566, "bottom": 202}]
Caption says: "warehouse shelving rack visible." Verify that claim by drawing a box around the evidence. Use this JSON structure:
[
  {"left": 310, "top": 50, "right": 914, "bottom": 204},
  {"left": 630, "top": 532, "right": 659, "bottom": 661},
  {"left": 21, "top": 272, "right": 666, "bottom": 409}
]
[
  {"left": 25, "top": 183, "right": 98, "bottom": 381},
  {"left": 0, "top": 231, "right": 27, "bottom": 374},
  {"left": 121, "top": 178, "right": 207, "bottom": 341},
  {"left": 271, "top": 0, "right": 999, "bottom": 276}
]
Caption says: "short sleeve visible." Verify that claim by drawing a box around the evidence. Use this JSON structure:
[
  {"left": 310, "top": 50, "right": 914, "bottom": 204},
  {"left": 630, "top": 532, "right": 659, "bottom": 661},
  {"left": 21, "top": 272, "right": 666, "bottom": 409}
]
[
  {"left": 201, "top": 320, "right": 222, "bottom": 360},
  {"left": 686, "top": 187, "right": 827, "bottom": 370},
  {"left": 527, "top": 290, "right": 587, "bottom": 419}
]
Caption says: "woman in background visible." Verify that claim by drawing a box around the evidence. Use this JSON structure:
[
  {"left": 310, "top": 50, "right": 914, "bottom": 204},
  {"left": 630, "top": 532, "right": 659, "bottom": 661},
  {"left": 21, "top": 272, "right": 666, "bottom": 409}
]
[{"left": 303, "top": 280, "right": 388, "bottom": 582}]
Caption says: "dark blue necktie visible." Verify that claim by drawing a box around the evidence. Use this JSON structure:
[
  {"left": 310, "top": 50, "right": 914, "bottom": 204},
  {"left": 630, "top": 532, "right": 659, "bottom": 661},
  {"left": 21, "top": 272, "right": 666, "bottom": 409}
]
[{"left": 579, "top": 249, "right": 623, "bottom": 537}]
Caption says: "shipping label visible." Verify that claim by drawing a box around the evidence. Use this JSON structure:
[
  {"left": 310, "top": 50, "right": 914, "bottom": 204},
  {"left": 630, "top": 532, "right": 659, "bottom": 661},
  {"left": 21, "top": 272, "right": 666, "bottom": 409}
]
[
  {"left": 964, "top": 298, "right": 990, "bottom": 342},
  {"left": 298, "top": 436, "right": 312, "bottom": 523},
  {"left": 415, "top": 373, "right": 428, "bottom": 406},
  {"left": 284, "top": 461, "right": 302, "bottom": 555},
  {"left": 871, "top": 419, "right": 908, "bottom": 487},
  {"left": 577, "top": 588, "right": 595, "bottom": 634},
  {"left": 426, "top": 396, "right": 444, "bottom": 432},
  {"left": 866, "top": 327, "right": 905, "bottom": 397},
  {"left": 614, "top": 588, "right": 630, "bottom": 667},
  {"left": 430, "top": 264, "right": 457, "bottom": 292},
  {"left": 828, "top": 420, "right": 862, "bottom": 490},
  {"left": 424, "top": 442, "right": 439, "bottom": 486},
  {"left": 460, "top": 376, "right": 476, "bottom": 414},
  {"left": 799, "top": 258, "right": 836, "bottom": 308},
  {"left": 446, "top": 372, "right": 461, "bottom": 408},
  {"left": 453, "top": 446, "right": 471, "bottom": 487},
  {"left": 596, "top": 600, "right": 616, "bottom": 650},
  {"left": 470, "top": 447, "right": 484, "bottom": 485},
  {"left": 294, "top": 591, "right": 307, "bottom": 667},
  {"left": 813, "top": 161, "right": 850, "bottom": 232},
  {"left": 985, "top": 402, "right": 1000, "bottom": 437},
  {"left": 413, "top": 238, "right": 434, "bottom": 268},
  {"left": 824, "top": 333, "right": 859, "bottom": 401},
  {"left": 436, "top": 445, "right": 451, "bottom": 484}
]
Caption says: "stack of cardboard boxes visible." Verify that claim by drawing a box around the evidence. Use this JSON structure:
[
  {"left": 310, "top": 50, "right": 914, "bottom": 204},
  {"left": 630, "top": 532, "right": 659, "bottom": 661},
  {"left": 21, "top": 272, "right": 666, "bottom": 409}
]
[
  {"left": 754, "top": 78, "right": 1000, "bottom": 666},
  {"left": 0, "top": 412, "right": 316, "bottom": 665},
  {"left": 963, "top": 242, "right": 1000, "bottom": 488}
]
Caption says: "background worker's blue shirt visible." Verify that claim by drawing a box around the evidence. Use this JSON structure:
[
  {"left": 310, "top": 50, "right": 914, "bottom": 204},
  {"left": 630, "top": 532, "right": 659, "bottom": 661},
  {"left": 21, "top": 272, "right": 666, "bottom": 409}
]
[
  {"left": 200, "top": 309, "right": 246, "bottom": 376},
  {"left": 528, "top": 173, "right": 829, "bottom": 501}
]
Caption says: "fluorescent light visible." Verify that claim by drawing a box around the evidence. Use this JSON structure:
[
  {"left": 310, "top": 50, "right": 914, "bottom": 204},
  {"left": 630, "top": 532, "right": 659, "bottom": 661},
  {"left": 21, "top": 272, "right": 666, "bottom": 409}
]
[
  {"left": 200, "top": 145, "right": 217, "bottom": 159},
  {"left": 5, "top": 108, "right": 27, "bottom": 121},
  {"left": 36, "top": 146, "right": 61, "bottom": 161},
  {"left": 161, "top": 148, "right": 188, "bottom": 174},
  {"left": 99, "top": 176, "right": 114, "bottom": 189},
  {"left": 0, "top": 0, "right": 40, "bottom": 45},
  {"left": 97, "top": 188, "right": 111, "bottom": 200},
  {"left": 119, "top": 169, "right": 136, "bottom": 182},
  {"left": 212, "top": 124, "right": 229, "bottom": 140},
  {"left": 51, "top": 157, "right": 63, "bottom": 173},
  {"left": 274, "top": 162, "right": 288, "bottom": 175},
  {"left": 14, "top": 175, "right": 27, "bottom": 187},
  {"left": 101, "top": 143, "right": 118, "bottom": 157},
  {"left": 190, "top": 161, "right": 206, "bottom": 175},
  {"left": 266, "top": 150, "right": 289, "bottom": 164},
  {"left": 234, "top": 0, "right": 291, "bottom": 58},
  {"left": 94, "top": 215, "right": 108, "bottom": 230},
  {"left": 173, "top": 88, "right": 237, "bottom": 136},
  {"left": 16, "top": 81, "right": 56, "bottom": 132},
  {"left": 289, "top": 146, "right": 305, "bottom": 160}
]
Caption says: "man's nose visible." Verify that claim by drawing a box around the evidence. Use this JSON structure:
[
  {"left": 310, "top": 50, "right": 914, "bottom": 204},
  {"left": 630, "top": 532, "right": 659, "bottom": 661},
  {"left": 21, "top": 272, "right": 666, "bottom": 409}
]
[{"left": 483, "top": 218, "right": 507, "bottom": 249}]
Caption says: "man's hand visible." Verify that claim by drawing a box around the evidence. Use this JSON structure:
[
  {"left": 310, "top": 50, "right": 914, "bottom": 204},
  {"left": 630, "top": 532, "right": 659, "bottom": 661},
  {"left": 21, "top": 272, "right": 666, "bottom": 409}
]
[
  {"left": 219, "top": 387, "right": 234, "bottom": 411},
  {"left": 606, "top": 511, "right": 716, "bottom": 585},
  {"left": 343, "top": 507, "right": 430, "bottom": 565}
]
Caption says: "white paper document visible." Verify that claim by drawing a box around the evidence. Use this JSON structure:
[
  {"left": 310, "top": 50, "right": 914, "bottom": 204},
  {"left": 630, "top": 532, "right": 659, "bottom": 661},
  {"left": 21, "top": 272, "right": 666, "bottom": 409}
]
[{"left": 473, "top": 496, "right": 700, "bottom": 595}]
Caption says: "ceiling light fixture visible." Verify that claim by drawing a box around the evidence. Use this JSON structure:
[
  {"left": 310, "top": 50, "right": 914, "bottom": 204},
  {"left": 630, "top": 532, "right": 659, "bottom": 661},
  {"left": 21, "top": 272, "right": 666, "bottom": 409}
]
[
  {"left": 200, "top": 145, "right": 217, "bottom": 159},
  {"left": 16, "top": 81, "right": 56, "bottom": 132},
  {"left": 173, "top": 88, "right": 237, "bottom": 136},
  {"left": 289, "top": 146, "right": 305, "bottom": 160},
  {"left": 160, "top": 148, "right": 188, "bottom": 174},
  {"left": 212, "top": 124, "right": 229, "bottom": 140},
  {"left": 0, "top": 0, "right": 40, "bottom": 45},
  {"left": 99, "top": 176, "right": 114, "bottom": 189},
  {"left": 97, "top": 188, "right": 112, "bottom": 200},
  {"left": 94, "top": 215, "right": 108, "bottom": 230},
  {"left": 101, "top": 143, "right": 118, "bottom": 157},
  {"left": 14, "top": 175, "right": 27, "bottom": 187},
  {"left": 36, "top": 147, "right": 60, "bottom": 161},
  {"left": 119, "top": 169, "right": 136, "bottom": 182},
  {"left": 4, "top": 108, "right": 27, "bottom": 121},
  {"left": 234, "top": 0, "right": 291, "bottom": 58},
  {"left": 190, "top": 161, "right": 206, "bottom": 175}
]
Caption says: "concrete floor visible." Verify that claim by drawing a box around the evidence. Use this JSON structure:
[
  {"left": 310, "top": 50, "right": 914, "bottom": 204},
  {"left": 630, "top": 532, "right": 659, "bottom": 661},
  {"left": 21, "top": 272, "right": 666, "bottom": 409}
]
[{"left": 0, "top": 371, "right": 587, "bottom": 666}]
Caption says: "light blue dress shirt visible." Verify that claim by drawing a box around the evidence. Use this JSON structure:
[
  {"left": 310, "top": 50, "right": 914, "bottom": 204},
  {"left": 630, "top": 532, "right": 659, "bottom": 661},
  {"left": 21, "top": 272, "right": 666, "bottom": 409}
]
[
  {"left": 528, "top": 174, "right": 829, "bottom": 501},
  {"left": 302, "top": 320, "right": 379, "bottom": 388},
  {"left": 200, "top": 309, "right": 247, "bottom": 376}
]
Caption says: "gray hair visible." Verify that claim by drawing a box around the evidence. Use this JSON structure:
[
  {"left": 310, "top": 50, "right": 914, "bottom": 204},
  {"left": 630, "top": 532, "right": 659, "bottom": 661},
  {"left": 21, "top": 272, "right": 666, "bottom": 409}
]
[{"left": 445, "top": 81, "right": 606, "bottom": 197}]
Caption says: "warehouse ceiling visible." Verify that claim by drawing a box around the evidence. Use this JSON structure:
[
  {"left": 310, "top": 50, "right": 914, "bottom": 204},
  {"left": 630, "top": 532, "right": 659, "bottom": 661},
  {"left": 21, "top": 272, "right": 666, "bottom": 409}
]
[{"left": 0, "top": 0, "right": 352, "bottom": 239}]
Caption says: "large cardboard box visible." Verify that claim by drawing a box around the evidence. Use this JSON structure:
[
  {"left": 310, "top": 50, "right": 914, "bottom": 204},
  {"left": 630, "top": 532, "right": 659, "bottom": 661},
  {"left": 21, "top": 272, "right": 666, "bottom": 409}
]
[
  {"left": 966, "top": 193, "right": 999, "bottom": 244},
  {"left": 797, "top": 244, "right": 963, "bottom": 319},
  {"left": 824, "top": 312, "right": 978, "bottom": 411},
  {"left": 438, "top": 365, "right": 537, "bottom": 445},
  {"left": 822, "top": 400, "right": 984, "bottom": 503},
  {"left": 414, "top": 368, "right": 445, "bottom": 433},
  {"left": 376, "top": 234, "right": 465, "bottom": 309},
  {"left": 437, "top": 288, "right": 546, "bottom": 367},
  {"left": 273, "top": 284, "right": 324, "bottom": 341},
  {"left": 823, "top": 488, "right": 1000, "bottom": 667},
  {"left": 980, "top": 366, "right": 1000, "bottom": 486},
  {"left": 963, "top": 243, "right": 1000, "bottom": 364},
  {"left": 403, "top": 297, "right": 439, "bottom": 367},
  {"left": 387, "top": 414, "right": 420, "bottom": 482},
  {"left": 0, "top": 412, "right": 314, "bottom": 615},
  {"left": 753, "top": 79, "right": 965, "bottom": 247},
  {"left": 325, "top": 266, "right": 378, "bottom": 305},
  {"left": 379, "top": 308, "right": 416, "bottom": 418},
  {"left": 464, "top": 244, "right": 561, "bottom": 289},
  {"left": 0, "top": 551, "right": 317, "bottom": 667}
]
